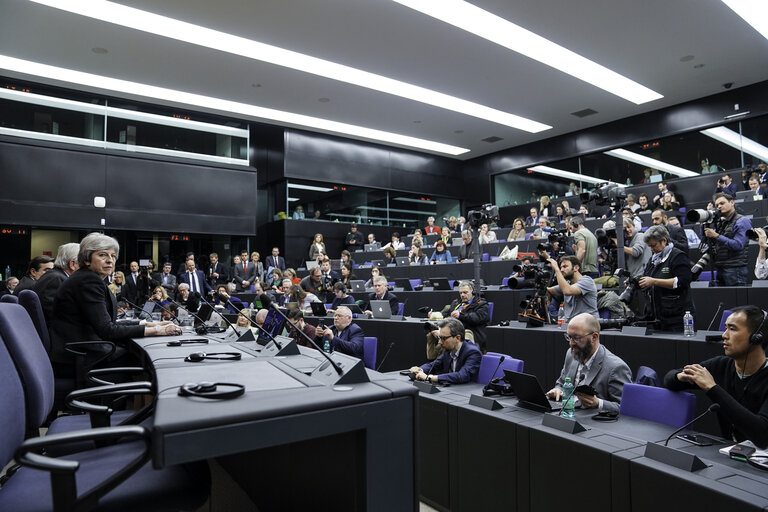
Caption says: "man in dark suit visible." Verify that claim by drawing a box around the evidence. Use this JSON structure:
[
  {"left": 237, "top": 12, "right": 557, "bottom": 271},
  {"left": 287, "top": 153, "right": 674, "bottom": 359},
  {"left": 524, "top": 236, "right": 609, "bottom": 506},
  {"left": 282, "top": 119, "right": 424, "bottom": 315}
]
[
  {"left": 651, "top": 209, "right": 689, "bottom": 255},
  {"left": 33, "top": 242, "right": 80, "bottom": 327},
  {"left": 123, "top": 260, "right": 141, "bottom": 304},
  {"left": 318, "top": 257, "right": 340, "bottom": 303},
  {"left": 267, "top": 246, "right": 286, "bottom": 273},
  {"left": 176, "top": 252, "right": 195, "bottom": 278},
  {"left": 345, "top": 223, "right": 365, "bottom": 252},
  {"left": 233, "top": 250, "right": 257, "bottom": 291},
  {"left": 154, "top": 262, "right": 177, "bottom": 294},
  {"left": 410, "top": 317, "right": 482, "bottom": 384},
  {"left": 427, "top": 280, "right": 490, "bottom": 355},
  {"left": 546, "top": 313, "right": 632, "bottom": 414},
  {"left": 363, "top": 276, "right": 399, "bottom": 316},
  {"left": 0, "top": 276, "right": 19, "bottom": 298},
  {"left": 207, "top": 252, "right": 229, "bottom": 288},
  {"left": 315, "top": 306, "right": 364, "bottom": 359},
  {"left": 13, "top": 255, "right": 54, "bottom": 295},
  {"left": 178, "top": 259, "right": 212, "bottom": 297}
]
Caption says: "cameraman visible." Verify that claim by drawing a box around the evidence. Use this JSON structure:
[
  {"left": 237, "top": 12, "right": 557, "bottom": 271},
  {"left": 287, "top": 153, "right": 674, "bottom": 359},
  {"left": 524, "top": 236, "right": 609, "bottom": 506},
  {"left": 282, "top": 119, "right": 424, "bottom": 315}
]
[
  {"left": 570, "top": 216, "right": 599, "bottom": 278},
  {"left": 541, "top": 253, "right": 599, "bottom": 323},
  {"left": 704, "top": 193, "right": 752, "bottom": 286},
  {"left": 715, "top": 174, "right": 738, "bottom": 198},
  {"left": 754, "top": 227, "right": 768, "bottom": 280},
  {"left": 621, "top": 218, "right": 651, "bottom": 278},
  {"left": 638, "top": 225, "right": 694, "bottom": 332}
]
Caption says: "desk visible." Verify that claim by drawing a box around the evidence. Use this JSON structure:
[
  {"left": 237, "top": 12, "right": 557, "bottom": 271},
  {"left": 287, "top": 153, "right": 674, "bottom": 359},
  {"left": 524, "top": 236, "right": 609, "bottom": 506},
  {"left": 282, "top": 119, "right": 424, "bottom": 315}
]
[{"left": 137, "top": 334, "right": 418, "bottom": 511}]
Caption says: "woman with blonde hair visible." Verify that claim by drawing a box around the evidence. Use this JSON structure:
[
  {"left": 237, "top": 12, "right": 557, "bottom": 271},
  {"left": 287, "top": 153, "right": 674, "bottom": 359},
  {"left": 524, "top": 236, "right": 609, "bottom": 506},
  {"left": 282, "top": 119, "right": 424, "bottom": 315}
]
[
  {"left": 507, "top": 218, "right": 526, "bottom": 241},
  {"left": 108, "top": 271, "right": 125, "bottom": 299},
  {"left": 308, "top": 233, "right": 326, "bottom": 261},
  {"left": 539, "top": 195, "right": 551, "bottom": 217},
  {"left": 250, "top": 251, "right": 265, "bottom": 284}
]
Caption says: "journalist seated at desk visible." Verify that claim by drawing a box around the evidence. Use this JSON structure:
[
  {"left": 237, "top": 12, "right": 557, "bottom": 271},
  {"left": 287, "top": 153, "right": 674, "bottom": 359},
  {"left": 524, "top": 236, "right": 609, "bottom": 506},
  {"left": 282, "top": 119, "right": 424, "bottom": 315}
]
[
  {"left": 665, "top": 306, "right": 768, "bottom": 448},
  {"left": 363, "top": 276, "right": 399, "bottom": 316},
  {"left": 314, "top": 306, "right": 364, "bottom": 359},
  {"left": 425, "top": 280, "right": 490, "bottom": 357},
  {"left": 410, "top": 317, "right": 482, "bottom": 384},
  {"left": 546, "top": 313, "right": 632, "bottom": 414}
]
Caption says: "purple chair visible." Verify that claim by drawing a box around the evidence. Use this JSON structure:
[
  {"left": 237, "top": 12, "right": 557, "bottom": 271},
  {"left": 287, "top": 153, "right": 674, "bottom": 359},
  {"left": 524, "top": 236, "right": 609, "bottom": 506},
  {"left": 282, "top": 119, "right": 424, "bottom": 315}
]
[
  {"left": 397, "top": 302, "right": 405, "bottom": 316},
  {"left": 0, "top": 294, "right": 18, "bottom": 303},
  {"left": 487, "top": 302, "right": 494, "bottom": 323},
  {"left": 408, "top": 279, "right": 422, "bottom": 290},
  {"left": 501, "top": 277, "right": 510, "bottom": 287},
  {"left": 618, "top": 383, "right": 696, "bottom": 428},
  {"left": 474, "top": 353, "right": 524, "bottom": 384},
  {"left": 17, "top": 290, "right": 51, "bottom": 355},
  {"left": 363, "top": 336, "right": 377, "bottom": 370},
  {"left": 482, "top": 253, "right": 490, "bottom": 262},
  {"left": 719, "top": 309, "right": 734, "bottom": 331}
]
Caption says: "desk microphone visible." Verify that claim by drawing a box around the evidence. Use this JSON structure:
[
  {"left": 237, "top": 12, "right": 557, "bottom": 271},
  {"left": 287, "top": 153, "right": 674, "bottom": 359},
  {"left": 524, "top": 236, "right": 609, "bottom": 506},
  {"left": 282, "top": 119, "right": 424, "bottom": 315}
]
[
  {"left": 558, "top": 373, "right": 585, "bottom": 417},
  {"left": 664, "top": 404, "right": 720, "bottom": 446},
  {"left": 200, "top": 294, "right": 241, "bottom": 339},
  {"left": 482, "top": 356, "right": 505, "bottom": 393},
  {"left": 706, "top": 302, "right": 725, "bottom": 332},
  {"left": 167, "top": 298, "right": 211, "bottom": 334},
  {"left": 375, "top": 342, "right": 395, "bottom": 372},
  {"left": 122, "top": 298, "right": 152, "bottom": 320}
]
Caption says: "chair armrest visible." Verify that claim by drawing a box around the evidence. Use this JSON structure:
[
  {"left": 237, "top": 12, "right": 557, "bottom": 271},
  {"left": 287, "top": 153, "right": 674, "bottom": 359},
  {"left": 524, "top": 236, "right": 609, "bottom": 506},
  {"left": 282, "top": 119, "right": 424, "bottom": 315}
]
[
  {"left": 65, "top": 341, "right": 117, "bottom": 372},
  {"left": 88, "top": 366, "right": 147, "bottom": 386},
  {"left": 66, "top": 382, "right": 153, "bottom": 427}
]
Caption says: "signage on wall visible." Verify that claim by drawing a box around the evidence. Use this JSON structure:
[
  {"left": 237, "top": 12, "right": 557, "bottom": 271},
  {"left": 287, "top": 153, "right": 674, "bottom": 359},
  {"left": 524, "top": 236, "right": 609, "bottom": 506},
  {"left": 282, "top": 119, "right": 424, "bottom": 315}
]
[
  {"left": 170, "top": 234, "right": 190, "bottom": 241},
  {"left": 1, "top": 227, "right": 28, "bottom": 235}
]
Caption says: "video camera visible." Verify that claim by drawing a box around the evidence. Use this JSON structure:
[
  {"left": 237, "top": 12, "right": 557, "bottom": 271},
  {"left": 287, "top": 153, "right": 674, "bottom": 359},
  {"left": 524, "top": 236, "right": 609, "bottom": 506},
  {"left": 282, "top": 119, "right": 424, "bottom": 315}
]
[
  {"left": 579, "top": 183, "right": 627, "bottom": 207},
  {"left": 467, "top": 203, "right": 499, "bottom": 229},
  {"left": 747, "top": 225, "right": 768, "bottom": 242},
  {"left": 537, "top": 229, "right": 569, "bottom": 254},
  {"left": 508, "top": 263, "right": 551, "bottom": 290}
]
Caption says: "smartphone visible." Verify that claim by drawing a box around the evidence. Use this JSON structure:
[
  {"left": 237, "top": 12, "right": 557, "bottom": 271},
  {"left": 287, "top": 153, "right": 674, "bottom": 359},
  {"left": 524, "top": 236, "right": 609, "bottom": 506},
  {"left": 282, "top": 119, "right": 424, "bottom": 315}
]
[
  {"left": 729, "top": 444, "right": 756, "bottom": 461},
  {"left": 575, "top": 384, "right": 597, "bottom": 396},
  {"left": 676, "top": 433, "right": 714, "bottom": 446}
]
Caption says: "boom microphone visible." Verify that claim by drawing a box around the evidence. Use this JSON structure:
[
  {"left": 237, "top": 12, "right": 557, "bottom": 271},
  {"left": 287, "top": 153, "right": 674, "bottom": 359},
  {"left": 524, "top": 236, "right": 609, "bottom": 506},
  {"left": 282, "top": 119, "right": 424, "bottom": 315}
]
[{"left": 664, "top": 404, "right": 720, "bottom": 446}]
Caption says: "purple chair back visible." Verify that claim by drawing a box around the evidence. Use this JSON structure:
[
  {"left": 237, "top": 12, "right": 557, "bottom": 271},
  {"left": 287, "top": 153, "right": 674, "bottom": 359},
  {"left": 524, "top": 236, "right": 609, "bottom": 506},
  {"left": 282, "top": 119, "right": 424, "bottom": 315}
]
[
  {"left": 408, "top": 279, "right": 422, "bottom": 290},
  {"left": 0, "top": 330, "right": 26, "bottom": 467},
  {"left": 619, "top": 383, "right": 696, "bottom": 428},
  {"left": 487, "top": 302, "right": 494, "bottom": 323},
  {"left": 397, "top": 302, "right": 404, "bottom": 316},
  {"left": 0, "top": 294, "right": 18, "bottom": 303},
  {"left": 18, "top": 289, "right": 51, "bottom": 355},
  {"left": 0, "top": 303, "right": 55, "bottom": 430},
  {"left": 363, "top": 337, "right": 377, "bottom": 370},
  {"left": 719, "top": 309, "right": 734, "bottom": 331},
  {"left": 475, "top": 353, "right": 524, "bottom": 384}
]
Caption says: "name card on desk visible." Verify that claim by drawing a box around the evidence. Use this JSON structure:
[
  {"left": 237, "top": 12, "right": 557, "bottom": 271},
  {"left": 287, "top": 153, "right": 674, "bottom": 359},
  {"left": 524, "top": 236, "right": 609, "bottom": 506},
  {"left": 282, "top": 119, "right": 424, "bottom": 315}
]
[{"left": 621, "top": 326, "right": 647, "bottom": 336}]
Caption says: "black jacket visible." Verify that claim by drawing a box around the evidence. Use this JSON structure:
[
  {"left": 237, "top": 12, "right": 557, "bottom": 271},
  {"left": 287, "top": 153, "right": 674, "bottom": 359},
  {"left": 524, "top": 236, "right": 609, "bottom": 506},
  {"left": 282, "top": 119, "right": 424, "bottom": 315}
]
[
  {"left": 643, "top": 247, "right": 693, "bottom": 332},
  {"left": 441, "top": 297, "right": 490, "bottom": 349}
]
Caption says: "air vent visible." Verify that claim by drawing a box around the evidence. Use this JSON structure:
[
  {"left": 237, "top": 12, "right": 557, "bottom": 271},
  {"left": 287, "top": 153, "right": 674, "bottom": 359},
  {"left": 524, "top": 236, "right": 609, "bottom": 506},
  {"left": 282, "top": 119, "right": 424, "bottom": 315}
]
[
  {"left": 571, "top": 108, "right": 598, "bottom": 118},
  {"left": 482, "top": 136, "right": 503, "bottom": 143}
]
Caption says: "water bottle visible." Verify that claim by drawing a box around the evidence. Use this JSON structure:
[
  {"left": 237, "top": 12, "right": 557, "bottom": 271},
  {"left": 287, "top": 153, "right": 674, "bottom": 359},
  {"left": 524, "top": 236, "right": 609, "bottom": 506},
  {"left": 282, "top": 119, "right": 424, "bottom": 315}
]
[
  {"left": 683, "top": 311, "right": 694, "bottom": 337},
  {"left": 323, "top": 338, "right": 331, "bottom": 353},
  {"left": 561, "top": 377, "right": 575, "bottom": 418},
  {"left": 557, "top": 304, "right": 565, "bottom": 328}
]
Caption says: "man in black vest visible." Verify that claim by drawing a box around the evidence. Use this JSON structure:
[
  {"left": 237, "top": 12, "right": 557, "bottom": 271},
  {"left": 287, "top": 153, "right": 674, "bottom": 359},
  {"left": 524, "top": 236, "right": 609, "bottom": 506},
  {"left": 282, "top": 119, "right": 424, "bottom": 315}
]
[{"left": 704, "top": 193, "right": 752, "bottom": 286}]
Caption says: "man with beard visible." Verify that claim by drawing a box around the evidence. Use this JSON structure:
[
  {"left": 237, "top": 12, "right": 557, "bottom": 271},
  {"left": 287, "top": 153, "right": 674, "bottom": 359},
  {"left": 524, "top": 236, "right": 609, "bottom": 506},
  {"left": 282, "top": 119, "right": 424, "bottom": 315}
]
[
  {"left": 546, "top": 313, "right": 632, "bottom": 414},
  {"left": 542, "top": 254, "right": 599, "bottom": 323}
]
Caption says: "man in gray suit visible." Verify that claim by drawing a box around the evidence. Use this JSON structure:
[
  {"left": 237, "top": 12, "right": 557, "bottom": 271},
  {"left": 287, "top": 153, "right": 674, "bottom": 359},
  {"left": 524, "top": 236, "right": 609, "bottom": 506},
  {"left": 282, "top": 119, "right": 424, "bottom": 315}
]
[
  {"left": 546, "top": 313, "right": 632, "bottom": 414},
  {"left": 233, "top": 249, "right": 257, "bottom": 291},
  {"left": 154, "top": 262, "right": 177, "bottom": 294}
]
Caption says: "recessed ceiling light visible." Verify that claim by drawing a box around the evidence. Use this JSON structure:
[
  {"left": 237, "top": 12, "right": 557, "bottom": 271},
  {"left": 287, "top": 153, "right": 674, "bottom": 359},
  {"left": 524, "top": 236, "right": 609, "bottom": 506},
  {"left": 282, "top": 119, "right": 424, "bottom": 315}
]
[
  {"left": 603, "top": 148, "right": 698, "bottom": 177},
  {"left": 721, "top": 1, "right": 768, "bottom": 40},
  {"left": 393, "top": 0, "right": 663, "bottom": 105},
  {"left": 318, "top": 97, "right": 330, "bottom": 103},
  {"left": 91, "top": 47, "right": 108, "bottom": 54},
  {"left": 679, "top": 55, "right": 694, "bottom": 62},
  {"left": 701, "top": 126, "right": 768, "bottom": 162},
  {"left": 0, "top": 54, "right": 470, "bottom": 156},
  {"left": 29, "top": 0, "right": 551, "bottom": 133}
]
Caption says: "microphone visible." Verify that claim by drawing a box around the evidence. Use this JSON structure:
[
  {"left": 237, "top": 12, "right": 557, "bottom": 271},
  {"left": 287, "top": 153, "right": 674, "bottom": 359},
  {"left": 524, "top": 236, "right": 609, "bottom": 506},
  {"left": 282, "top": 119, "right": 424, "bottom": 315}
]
[
  {"left": 482, "top": 356, "right": 506, "bottom": 391},
  {"left": 122, "top": 298, "right": 152, "bottom": 320},
  {"left": 664, "top": 403, "right": 720, "bottom": 446},
  {"left": 375, "top": 342, "right": 395, "bottom": 372},
  {"left": 167, "top": 298, "right": 207, "bottom": 328},
  {"left": 149, "top": 299, "right": 180, "bottom": 324},
  {"left": 260, "top": 294, "right": 343, "bottom": 376},
  {"left": 706, "top": 302, "right": 725, "bottom": 331},
  {"left": 558, "top": 373, "right": 585, "bottom": 417},
  {"left": 200, "top": 294, "right": 241, "bottom": 339}
]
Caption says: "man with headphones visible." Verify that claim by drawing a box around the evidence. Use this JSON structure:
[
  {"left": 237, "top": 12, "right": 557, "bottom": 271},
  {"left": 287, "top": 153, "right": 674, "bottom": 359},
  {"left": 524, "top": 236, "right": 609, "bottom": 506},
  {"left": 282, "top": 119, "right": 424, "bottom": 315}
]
[{"left": 665, "top": 305, "right": 768, "bottom": 448}]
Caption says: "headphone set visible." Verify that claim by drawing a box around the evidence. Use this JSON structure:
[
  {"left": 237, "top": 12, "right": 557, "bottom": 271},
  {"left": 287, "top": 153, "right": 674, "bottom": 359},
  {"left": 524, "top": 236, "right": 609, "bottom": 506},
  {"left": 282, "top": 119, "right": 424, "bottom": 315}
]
[
  {"left": 177, "top": 381, "right": 245, "bottom": 399},
  {"left": 749, "top": 310, "right": 766, "bottom": 346},
  {"left": 167, "top": 339, "right": 209, "bottom": 347},
  {"left": 184, "top": 351, "right": 242, "bottom": 363}
]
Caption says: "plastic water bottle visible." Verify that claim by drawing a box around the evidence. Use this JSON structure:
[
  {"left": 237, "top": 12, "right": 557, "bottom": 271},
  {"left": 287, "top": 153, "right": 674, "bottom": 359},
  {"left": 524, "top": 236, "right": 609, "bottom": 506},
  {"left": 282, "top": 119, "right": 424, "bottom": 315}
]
[
  {"left": 557, "top": 304, "right": 565, "bottom": 328},
  {"left": 323, "top": 338, "right": 331, "bottom": 353},
  {"left": 683, "top": 311, "right": 694, "bottom": 337},
  {"left": 561, "top": 377, "right": 575, "bottom": 418}
]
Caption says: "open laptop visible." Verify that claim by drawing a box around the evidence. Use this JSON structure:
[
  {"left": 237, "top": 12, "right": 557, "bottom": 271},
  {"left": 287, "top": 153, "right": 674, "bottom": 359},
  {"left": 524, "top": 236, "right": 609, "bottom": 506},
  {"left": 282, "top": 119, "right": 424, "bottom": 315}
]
[
  {"left": 503, "top": 370, "right": 563, "bottom": 412},
  {"left": 430, "top": 278, "right": 452, "bottom": 290},
  {"left": 452, "top": 237, "right": 463, "bottom": 247},
  {"left": 364, "top": 242, "right": 382, "bottom": 252},
  {"left": 736, "top": 189, "right": 762, "bottom": 201},
  {"left": 394, "top": 278, "right": 413, "bottom": 291},
  {"left": 369, "top": 300, "right": 392, "bottom": 319},
  {"left": 140, "top": 301, "right": 156, "bottom": 319},
  {"left": 349, "top": 280, "right": 366, "bottom": 292},
  {"left": 309, "top": 302, "right": 329, "bottom": 317},
  {"left": 396, "top": 256, "right": 410, "bottom": 266}
]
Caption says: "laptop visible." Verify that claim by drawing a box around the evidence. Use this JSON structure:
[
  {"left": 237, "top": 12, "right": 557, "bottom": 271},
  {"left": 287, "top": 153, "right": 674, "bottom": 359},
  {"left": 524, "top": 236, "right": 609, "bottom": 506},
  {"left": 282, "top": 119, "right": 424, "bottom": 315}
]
[
  {"left": 370, "top": 259, "right": 385, "bottom": 268},
  {"left": 140, "top": 301, "right": 156, "bottom": 319},
  {"left": 349, "top": 280, "right": 366, "bottom": 292},
  {"left": 309, "top": 302, "right": 329, "bottom": 317},
  {"left": 257, "top": 308, "right": 286, "bottom": 346},
  {"left": 430, "top": 278, "right": 452, "bottom": 290},
  {"left": 394, "top": 278, "right": 413, "bottom": 291},
  {"left": 364, "top": 242, "right": 382, "bottom": 252},
  {"left": 503, "top": 370, "right": 563, "bottom": 412},
  {"left": 736, "top": 189, "right": 762, "bottom": 201},
  {"left": 369, "top": 300, "right": 392, "bottom": 319},
  {"left": 396, "top": 256, "right": 410, "bottom": 266},
  {"left": 452, "top": 237, "right": 463, "bottom": 247}
]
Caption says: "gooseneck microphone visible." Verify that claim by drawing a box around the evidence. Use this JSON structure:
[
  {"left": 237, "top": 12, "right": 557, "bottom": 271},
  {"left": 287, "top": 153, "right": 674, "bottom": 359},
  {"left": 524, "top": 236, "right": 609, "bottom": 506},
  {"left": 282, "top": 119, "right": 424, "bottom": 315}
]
[
  {"left": 664, "top": 403, "right": 720, "bottom": 446},
  {"left": 122, "top": 298, "right": 152, "bottom": 320},
  {"left": 260, "top": 294, "right": 343, "bottom": 376},
  {"left": 199, "top": 294, "right": 241, "bottom": 339},
  {"left": 482, "top": 355, "right": 505, "bottom": 392},
  {"left": 558, "top": 373, "right": 585, "bottom": 417},
  {"left": 375, "top": 342, "right": 395, "bottom": 372},
  {"left": 707, "top": 302, "right": 725, "bottom": 331}
]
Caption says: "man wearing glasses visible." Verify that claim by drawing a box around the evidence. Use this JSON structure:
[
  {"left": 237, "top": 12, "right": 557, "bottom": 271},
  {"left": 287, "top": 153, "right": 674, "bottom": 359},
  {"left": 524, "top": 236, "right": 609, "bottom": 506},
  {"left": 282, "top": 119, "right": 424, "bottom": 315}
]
[
  {"left": 546, "top": 313, "right": 632, "bottom": 414},
  {"left": 409, "top": 317, "right": 482, "bottom": 384}
]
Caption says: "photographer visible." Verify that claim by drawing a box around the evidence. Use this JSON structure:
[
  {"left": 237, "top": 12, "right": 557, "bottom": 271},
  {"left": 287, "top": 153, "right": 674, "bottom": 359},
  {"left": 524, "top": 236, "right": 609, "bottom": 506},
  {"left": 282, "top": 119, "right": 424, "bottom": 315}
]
[
  {"left": 704, "top": 193, "right": 752, "bottom": 286},
  {"left": 570, "top": 216, "right": 599, "bottom": 278},
  {"left": 638, "top": 225, "right": 694, "bottom": 332},
  {"left": 542, "top": 253, "right": 598, "bottom": 323},
  {"left": 754, "top": 227, "right": 768, "bottom": 280},
  {"left": 715, "top": 174, "right": 738, "bottom": 198},
  {"left": 621, "top": 218, "right": 651, "bottom": 278}
]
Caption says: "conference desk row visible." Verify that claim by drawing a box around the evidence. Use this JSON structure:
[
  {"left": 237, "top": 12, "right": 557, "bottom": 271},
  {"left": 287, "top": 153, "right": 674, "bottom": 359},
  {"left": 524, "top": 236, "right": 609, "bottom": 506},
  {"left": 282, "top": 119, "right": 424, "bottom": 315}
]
[{"left": 132, "top": 331, "right": 418, "bottom": 512}]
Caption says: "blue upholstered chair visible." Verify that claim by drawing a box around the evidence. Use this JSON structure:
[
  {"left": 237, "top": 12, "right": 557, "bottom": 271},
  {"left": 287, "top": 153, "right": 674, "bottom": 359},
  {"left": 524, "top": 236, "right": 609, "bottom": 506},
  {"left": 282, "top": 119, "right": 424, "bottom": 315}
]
[
  {"left": 719, "top": 309, "right": 734, "bottom": 331},
  {"left": 0, "top": 293, "right": 18, "bottom": 303},
  {"left": 618, "top": 383, "right": 696, "bottom": 428},
  {"left": 474, "top": 353, "right": 524, "bottom": 384},
  {"left": 363, "top": 337, "right": 378, "bottom": 370}
]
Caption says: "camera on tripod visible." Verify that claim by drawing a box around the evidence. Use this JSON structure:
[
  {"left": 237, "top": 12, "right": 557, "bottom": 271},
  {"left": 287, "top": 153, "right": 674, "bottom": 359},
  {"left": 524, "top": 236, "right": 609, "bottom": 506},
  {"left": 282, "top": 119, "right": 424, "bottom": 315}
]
[
  {"left": 579, "top": 183, "right": 627, "bottom": 208},
  {"left": 686, "top": 208, "right": 721, "bottom": 276},
  {"left": 508, "top": 263, "right": 551, "bottom": 289},
  {"left": 537, "top": 229, "right": 569, "bottom": 254},
  {"left": 467, "top": 203, "right": 499, "bottom": 229}
]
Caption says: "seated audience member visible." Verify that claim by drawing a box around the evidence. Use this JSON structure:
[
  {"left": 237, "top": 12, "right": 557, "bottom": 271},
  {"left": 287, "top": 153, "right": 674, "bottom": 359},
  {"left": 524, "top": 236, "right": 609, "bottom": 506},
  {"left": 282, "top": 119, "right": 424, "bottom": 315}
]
[
  {"left": 447, "top": 216, "right": 459, "bottom": 232},
  {"left": 270, "top": 278, "right": 292, "bottom": 307},
  {"left": 309, "top": 233, "right": 326, "bottom": 262},
  {"left": 755, "top": 228, "right": 768, "bottom": 280},
  {"left": 636, "top": 193, "right": 652, "bottom": 213},
  {"left": 701, "top": 158, "right": 718, "bottom": 174},
  {"left": 425, "top": 280, "right": 490, "bottom": 354},
  {"left": 300, "top": 266, "right": 325, "bottom": 299},
  {"left": 254, "top": 308, "right": 268, "bottom": 329},
  {"left": 660, "top": 191, "right": 681, "bottom": 211},
  {"left": 289, "top": 284, "right": 320, "bottom": 311},
  {"left": 364, "top": 266, "right": 384, "bottom": 289},
  {"left": 292, "top": 205, "right": 306, "bottom": 220},
  {"left": 530, "top": 217, "right": 552, "bottom": 240},
  {"left": 315, "top": 306, "right": 364, "bottom": 359},
  {"left": 546, "top": 313, "right": 632, "bottom": 414},
  {"left": 340, "top": 263, "right": 357, "bottom": 288},
  {"left": 366, "top": 233, "right": 377, "bottom": 246},
  {"left": 345, "top": 223, "right": 364, "bottom": 252},
  {"left": 715, "top": 173, "right": 739, "bottom": 198},
  {"left": 236, "top": 308, "right": 259, "bottom": 335},
  {"left": 424, "top": 216, "right": 440, "bottom": 234},
  {"left": 626, "top": 193, "right": 640, "bottom": 213},
  {"left": 285, "top": 308, "right": 318, "bottom": 348},
  {"left": 51, "top": 233, "right": 181, "bottom": 376},
  {"left": 577, "top": 204, "right": 590, "bottom": 217},
  {"left": 382, "top": 246, "right": 397, "bottom": 266},
  {"left": 329, "top": 282, "right": 355, "bottom": 312},
  {"left": 478, "top": 223, "right": 497, "bottom": 244},
  {"left": 665, "top": 306, "right": 768, "bottom": 448},
  {"left": 553, "top": 204, "right": 566, "bottom": 223},
  {"left": 440, "top": 226, "right": 452, "bottom": 245},
  {"left": 652, "top": 181, "right": 671, "bottom": 208},
  {"left": 0, "top": 276, "right": 19, "bottom": 297},
  {"left": 34, "top": 243, "right": 80, "bottom": 326},
  {"left": 363, "top": 276, "right": 399, "bottom": 316},
  {"left": 650, "top": 209, "right": 689, "bottom": 254},
  {"left": 409, "top": 317, "right": 482, "bottom": 384},
  {"left": 408, "top": 245, "right": 428, "bottom": 265},
  {"left": 429, "top": 240, "right": 454, "bottom": 264},
  {"left": 411, "top": 229, "right": 424, "bottom": 248},
  {"left": 457, "top": 230, "right": 474, "bottom": 262},
  {"left": 525, "top": 207, "right": 539, "bottom": 227},
  {"left": 561, "top": 200, "right": 577, "bottom": 215},
  {"left": 507, "top": 218, "right": 526, "bottom": 241},
  {"left": 340, "top": 250, "right": 356, "bottom": 269},
  {"left": 539, "top": 195, "right": 551, "bottom": 217},
  {"left": 147, "top": 285, "right": 171, "bottom": 313},
  {"left": 283, "top": 268, "right": 301, "bottom": 286},
  {"left": 543, "top": 254, "right": 599, "bottom": 323},
  {"left": 161, "top": 303, "right": 179, "bottom": 323},
  {"left": 747, "top": 175, "right": 763, "bottom": 196},
  {"left": 213, "top": 284, "right": 243, "bottom": 313},
  {"left": 622, "top": 207, "right": 643, "bottom": 231},
  {"left": 383, "top": 232, "right": 405, "bottom": 251},
  {"left": 14, "top": 255, "right": 54, "bottom": 295},
  {"left": 456, "top": 216, "right": 468, "bottom": 232},
  {"left": 175, "top": 283, "right": 200, "bottom": 314},
  {"left": 267, "top": 268, "right": 284, "bottom": 290}
]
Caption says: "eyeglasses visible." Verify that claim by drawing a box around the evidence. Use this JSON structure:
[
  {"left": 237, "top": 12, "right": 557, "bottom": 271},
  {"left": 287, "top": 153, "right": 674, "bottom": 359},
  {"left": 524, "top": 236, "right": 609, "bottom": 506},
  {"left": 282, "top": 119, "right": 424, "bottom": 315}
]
[
  {"left": 564, "top": 332, "right": 595, "bottom": 343},
  {"left": 438, "top": 335, "right": 456, "bottom": 341}
]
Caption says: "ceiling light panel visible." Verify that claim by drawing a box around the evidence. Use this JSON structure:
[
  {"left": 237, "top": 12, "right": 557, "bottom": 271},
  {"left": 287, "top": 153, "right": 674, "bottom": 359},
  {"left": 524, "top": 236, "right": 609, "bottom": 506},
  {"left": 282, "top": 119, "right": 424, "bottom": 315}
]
[
  {"left": 29, "top": 0, "right": 551, "bottom": 133},
  {"left": 603, "top": 148, "right": 698, "bottom": 177},
  {"left": 393, "top": 0, "right": 663, "bottom": 105},
  {"left": 528, "top": 165, "right": 620, "bottom": 185},
  {"left": 721, "top": 1, "right": 768, "bottom": 40},
  {"left": 701, "top": 126, "right": 768, "bottom": 162}
]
